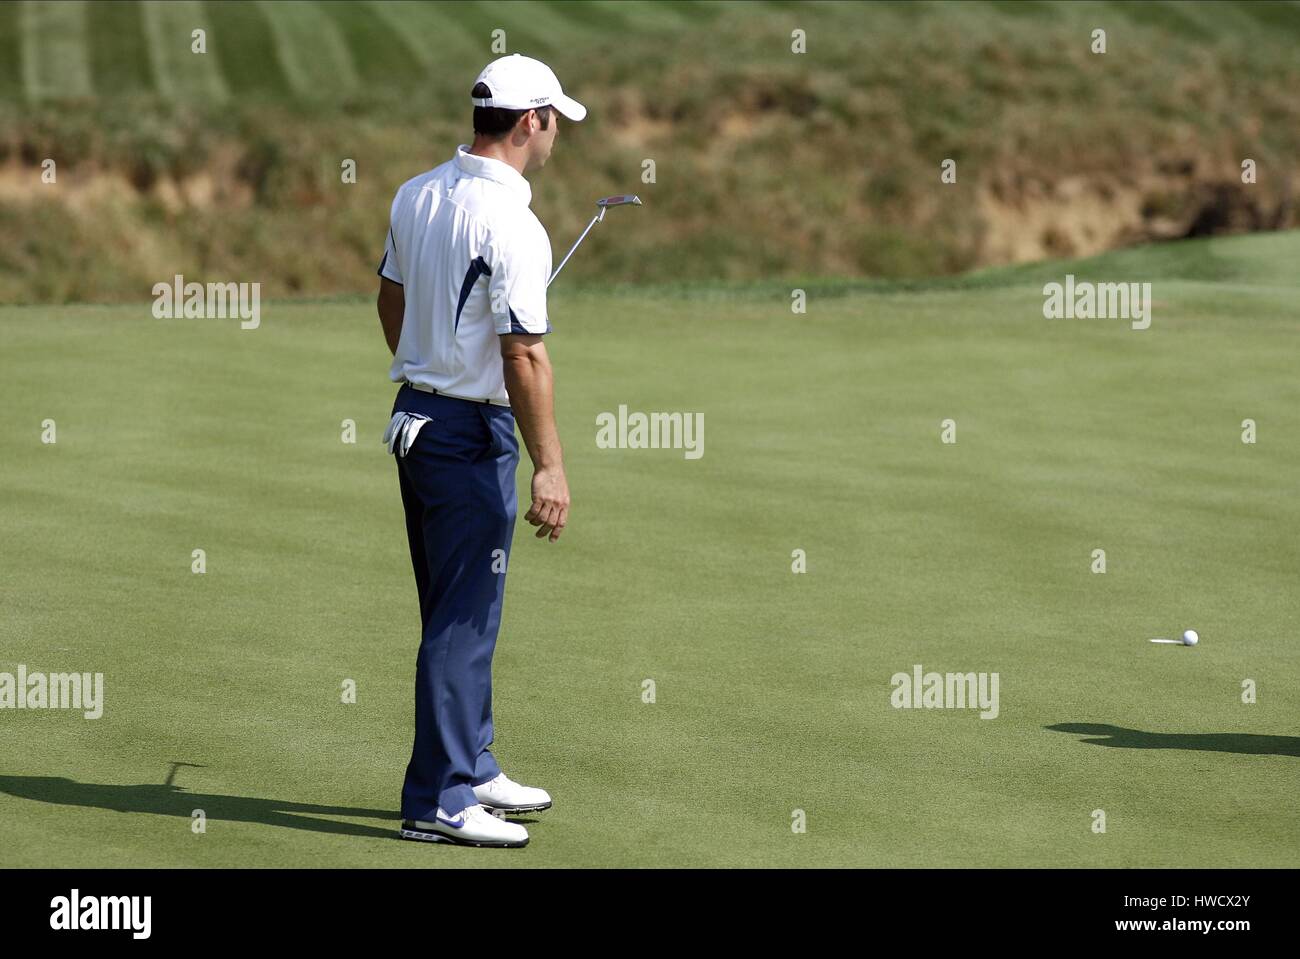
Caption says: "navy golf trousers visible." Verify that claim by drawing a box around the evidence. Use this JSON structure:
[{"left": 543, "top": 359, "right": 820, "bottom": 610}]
[{"left": 390, "top": 383, "right": 519, "bottom": 819}]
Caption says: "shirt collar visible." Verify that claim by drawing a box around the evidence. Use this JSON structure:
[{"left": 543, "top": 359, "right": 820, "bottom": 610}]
[{"left": 454, "top": 144, "right": 532, "bottom": 206}]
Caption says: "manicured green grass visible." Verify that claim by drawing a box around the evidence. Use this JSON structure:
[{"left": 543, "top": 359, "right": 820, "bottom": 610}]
[
  {"left": 4, "top": 0, "right": 1299, "bottom": 103},
  {"left": 203, "top": 0, "right": 291, "bottom": 98},
  {"left": 1, "top": 232, "right": 1297, "bottom": 867},
  {"left": 0, "top": 2, "right": 24, "bottom": 99},
  {"left": 314, "top": 0, "right": 420, "bottom": 88},
  {"left": 87, "top": 0, "right": 154, "bottom": 96}
]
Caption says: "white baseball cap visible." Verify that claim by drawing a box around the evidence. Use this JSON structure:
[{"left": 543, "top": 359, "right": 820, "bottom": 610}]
[{"left": 471, "top": 54, "right": 587, "bottom": 122}]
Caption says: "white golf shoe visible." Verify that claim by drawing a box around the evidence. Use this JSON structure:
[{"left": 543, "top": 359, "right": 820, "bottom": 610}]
[
  {"left": 472, "top": 772, "right": 553, "bottom": 814},
  {"left": 399, "top": 804, "right": 529, "bottom": 848}
]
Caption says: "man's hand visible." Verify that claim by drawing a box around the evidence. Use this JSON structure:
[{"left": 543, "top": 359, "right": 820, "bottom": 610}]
[
  {"left": 500, "top": 332, "right": 567, "bottom": 543},
  {"left": 526, "top": 466, "right": 569, "bottom": 542}
]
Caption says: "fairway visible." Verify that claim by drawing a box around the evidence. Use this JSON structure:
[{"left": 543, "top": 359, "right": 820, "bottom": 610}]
[{"left": 1, "top": 231, "right": 1297, "bottom": 868}]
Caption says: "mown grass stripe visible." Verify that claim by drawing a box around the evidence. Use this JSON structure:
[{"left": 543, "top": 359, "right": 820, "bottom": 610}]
[
  {"left": 542, "top": 0, "right": 635, "bottom": 34},
  {"left": 365, "top": 0, "right": 483, "bottom": 77},
  {"left": 202, "top": 0, "right": 291, "bottom": 98},
  {"left": 256, "top": 0, "right": 359, "bottom": 99},
  {"left": 477, "top": 0, "right": 592, "bottom": 56},
  {"left": 746, "top": 0, "right": 805, "bottom": 11},
  {"left": 651, "top": 0, "right": 725, "bottom": 26},
  {"left": 1162, "top": 0, "right": 1261, "bottom": 38},
  {"left": 980, "top": 0, "right": 1054, "bottom": 18},
  {"left": 20, "top": 0, "right": 94, "bottom": 101},
  {"left": 436, "top": 0, "right": 528, "bottom": 59},
  {"left": 1097, "top": 0, "right": 1211, "bottom": 41},
  {"left": 0, "top": 2, "right": 23, "bottom": 99},
  {"left": 1232, "top": 0, "right": 1300, "bottom": 37},
  {"left": 314, "top": 0, "right": 419, "bottom": 88},
  {"left": 139, "top": 0, "right": 229, "bottom": 101},
  {"left": 87, "top": 0, "right": 155, "bottom": 96},
  {"left": 583, "top": 0, "right": 697, "bottom": 32}
]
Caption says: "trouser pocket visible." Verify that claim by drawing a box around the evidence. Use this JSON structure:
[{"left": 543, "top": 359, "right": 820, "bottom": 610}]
[
  {"left": 383, "top": 411, "right": 435, "bottom": 457},
  {"left": 476, "top": 406, "right": 518, "bottom": 462}
]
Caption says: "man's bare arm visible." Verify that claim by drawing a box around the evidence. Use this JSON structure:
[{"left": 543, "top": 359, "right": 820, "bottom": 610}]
[
  {"left": 377, "top": 278, "right": 404, "bottom": 355},
  {"left": 500, "top": 333, "right": 568, "bottom": 542}
]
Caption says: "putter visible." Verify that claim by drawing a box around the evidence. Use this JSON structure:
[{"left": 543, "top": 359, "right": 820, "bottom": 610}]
[{"left": 548, "top": 195, "right": 642, "bottom": 287}]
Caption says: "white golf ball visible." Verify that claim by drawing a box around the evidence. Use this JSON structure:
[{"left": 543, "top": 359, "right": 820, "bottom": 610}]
[{"left": 1182, "top": 629, "right": 1199, "bottom": 647}]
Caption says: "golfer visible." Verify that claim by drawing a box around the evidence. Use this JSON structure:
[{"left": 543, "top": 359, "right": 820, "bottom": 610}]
[{"left": 375, "top": 54, "right": 582, "bottom": 848}]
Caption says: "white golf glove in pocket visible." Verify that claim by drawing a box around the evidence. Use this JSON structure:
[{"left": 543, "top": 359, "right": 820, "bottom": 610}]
[{"left": 382, "top": 411, "right": 432, "bottom": 458}]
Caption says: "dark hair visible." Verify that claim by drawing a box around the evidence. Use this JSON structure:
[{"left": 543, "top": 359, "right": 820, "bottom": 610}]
[{"left": 472, "top": 82, "right": 553, "bottom": 138}]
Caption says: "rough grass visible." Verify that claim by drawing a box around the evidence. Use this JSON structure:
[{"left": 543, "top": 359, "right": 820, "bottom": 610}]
[{"left": 0, "top": 1, "right": 1298, "bottom": 302}]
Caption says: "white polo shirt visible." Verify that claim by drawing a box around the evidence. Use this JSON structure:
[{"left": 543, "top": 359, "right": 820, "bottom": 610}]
[{"left": 379, "top": 144, "right": 552, "bottom": 406}]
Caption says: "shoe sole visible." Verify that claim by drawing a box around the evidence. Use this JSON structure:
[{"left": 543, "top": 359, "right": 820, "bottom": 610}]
[
  {"left": 478, "top": 800, "right": 553, "bottom": 815},
  {"left": 398, "top": 824, "right": 529, "bottom": 848}
]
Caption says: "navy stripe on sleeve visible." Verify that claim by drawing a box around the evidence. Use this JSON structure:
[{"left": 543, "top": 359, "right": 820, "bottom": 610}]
[
  {"left": 454, "top": 256, "right": 492, "bottom": 331},
  {"left": 377, "top": 250, "right": 404, "bottom": 286},
  {"left": 507, "top": 307, "right": 551, "bottom": 335}
]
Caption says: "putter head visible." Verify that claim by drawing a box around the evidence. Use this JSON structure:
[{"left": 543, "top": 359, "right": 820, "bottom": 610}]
[{"left": 548, "top": 195, "right": 643, "bottom": 285}]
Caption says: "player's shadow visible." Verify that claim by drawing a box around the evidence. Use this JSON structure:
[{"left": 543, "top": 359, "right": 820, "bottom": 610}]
[
  {"left": 1046, "top": 723, "right": 1300, "bottom": 758},
  {"left": 0, "top": 774, "right": 399, "bottom": 839}
]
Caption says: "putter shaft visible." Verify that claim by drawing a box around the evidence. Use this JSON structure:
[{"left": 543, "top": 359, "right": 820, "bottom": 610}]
[{"left": 548, "top": 210, "right": 603, "bottom": 288}]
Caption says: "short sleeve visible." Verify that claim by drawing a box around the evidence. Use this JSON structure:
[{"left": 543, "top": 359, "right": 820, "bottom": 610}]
[
  {"left": 377, "top": 228, "right": 403, "bottom": 285},
  {"left": 487, "top": 221, "right": 551, "bottom": 335}
]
